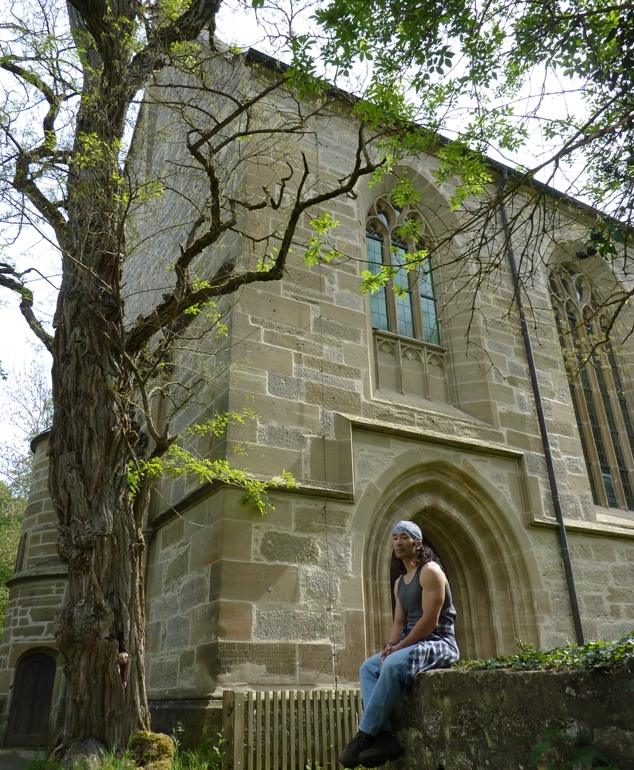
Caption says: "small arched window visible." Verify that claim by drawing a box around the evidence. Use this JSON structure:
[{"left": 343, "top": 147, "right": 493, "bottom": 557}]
[
  {"left": 366, "top": 196, "right": 440, "bottom": 345},
  {"left": 550, "top": 269, "right": 634, "bottom": 511},
  {"left": 14, "top": 532, "right": 28, "bottom": 574}
]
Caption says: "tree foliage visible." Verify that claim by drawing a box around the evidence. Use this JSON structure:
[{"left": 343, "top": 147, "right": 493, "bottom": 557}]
[
  {"left": 280, "top": 0, "right": 634, "bottom": 340},
  {"left": 313, "top": 0, "right": 634, "bottom": 213},
  {"left": 0, "top": 481, "right": 24, "bottom": 638}
]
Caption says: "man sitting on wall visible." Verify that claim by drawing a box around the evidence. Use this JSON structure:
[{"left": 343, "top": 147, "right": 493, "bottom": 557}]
[{"left": 339, "top": 520, "right": 460, "bottom": 768}]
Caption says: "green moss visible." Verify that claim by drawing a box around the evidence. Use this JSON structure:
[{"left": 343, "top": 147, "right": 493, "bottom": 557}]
[{"left": 129, "top": 732, "right": 175, "bottom": 770}]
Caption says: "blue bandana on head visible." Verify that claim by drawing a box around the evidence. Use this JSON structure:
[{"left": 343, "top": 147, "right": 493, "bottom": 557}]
[{"left": 392, "top": 520, "right": 423, "bottom": 542}]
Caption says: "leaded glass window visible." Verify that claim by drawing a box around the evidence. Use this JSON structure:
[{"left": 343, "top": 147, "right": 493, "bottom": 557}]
[
  {"left": 366, "top": 197, "right": 440, "bottom": 345},
  {"left": 550, "top": 269, "right": 634, "bottom": 511}
]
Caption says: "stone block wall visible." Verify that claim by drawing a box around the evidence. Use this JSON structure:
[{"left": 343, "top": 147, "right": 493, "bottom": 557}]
[
  {"left": 568, "top": 537, "right": 634, "bottom": 641},
  {"left": 144, "top": 487, "right": 366, "bottom": 697},
  {"left": 0, "top": 433, "right": 66, "bottom": 745},
  {"left": 393, "top": 668, "right": 634, "bottom": 770},
  {"left": 136, "top": 50, "right": 634, "bottom": 699}
]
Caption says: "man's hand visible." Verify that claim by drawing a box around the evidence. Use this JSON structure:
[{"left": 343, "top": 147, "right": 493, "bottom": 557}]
[
  {"left": 381, "top": 642, "right": 393, "bottom": 662},
  {"left": 381, "top": 641, "right": 403, "bottom": 662}
]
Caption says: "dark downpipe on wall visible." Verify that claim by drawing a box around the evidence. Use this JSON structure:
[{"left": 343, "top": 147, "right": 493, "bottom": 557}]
[{"left": 499, "top": 170, "right": 585, "bottom": 645}]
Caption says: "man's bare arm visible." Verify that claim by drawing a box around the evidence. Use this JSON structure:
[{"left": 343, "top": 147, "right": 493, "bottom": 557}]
[{"left": 381, "top": 579, "right": 408, "bottom": 660}]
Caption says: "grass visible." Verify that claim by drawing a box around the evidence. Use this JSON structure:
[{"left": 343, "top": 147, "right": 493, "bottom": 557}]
[
  {"left": 171, "top": 728, "right": 223, "bottom": 770},
  {"left": 23, "top": 729, "right": 223, "bottom": 770},
  {"left": 25, "top": 751, "right": 137, "bottom": 770}
]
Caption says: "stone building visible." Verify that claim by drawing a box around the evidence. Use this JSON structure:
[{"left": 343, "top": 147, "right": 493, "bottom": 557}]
[{"left": 1, "top": 45, "right": 634, "bottom": 747}]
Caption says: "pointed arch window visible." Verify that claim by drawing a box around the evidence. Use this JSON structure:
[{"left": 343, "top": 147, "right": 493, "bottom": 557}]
[
  {"left": 550, "top": 269, "right": 634, "bottom": 511},
  {"left": 366, "top": 197, "right": 440, "bottom": 345}
]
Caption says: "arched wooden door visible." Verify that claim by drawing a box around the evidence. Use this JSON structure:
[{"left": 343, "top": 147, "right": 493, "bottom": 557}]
[{"left": 6, "top": 652, "right": 56, "bottom": 746}]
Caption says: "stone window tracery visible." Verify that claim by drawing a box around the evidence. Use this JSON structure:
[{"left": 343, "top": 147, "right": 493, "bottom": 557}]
[
  {"left": 550, "top": 268, "right": 634, "bottom": 511},
  {"left": 365, "top": 196, "right": 447, "bottom": 402},
  {"left": 366, "top": 196, "right": 440, "bottom": 345}
]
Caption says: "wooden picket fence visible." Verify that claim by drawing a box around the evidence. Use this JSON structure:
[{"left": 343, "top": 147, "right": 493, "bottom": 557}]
[{"left": 221, "top": 689, "right": 363, "bottom": 770}]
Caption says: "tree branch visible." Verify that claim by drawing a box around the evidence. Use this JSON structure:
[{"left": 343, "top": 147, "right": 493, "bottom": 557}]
[
  {"left": 1, "top": 58, "right": 69, "bottom": 238},
  {"left": 12, "top": 148, "right": 68, "bottom": 240},
  {"left": 125, "top": 0, "right": 223, "bottom": 95},
  {"left": 125, "top": 122, "right": 380, "bottom": 355},
  {"left": 0, "top": 59, "right": 61, "bottom": 135},
  {"left": 0, "top": 264, "right": 54, "bottom": 353}
]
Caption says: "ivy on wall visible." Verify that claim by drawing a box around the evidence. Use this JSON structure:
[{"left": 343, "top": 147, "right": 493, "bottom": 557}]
[{"left": 457, "top": 633, "right": 634, "bottom": 673}]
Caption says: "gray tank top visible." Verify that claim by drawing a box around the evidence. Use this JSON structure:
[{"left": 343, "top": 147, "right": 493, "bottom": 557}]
[{"left": 398, "top": 563, "right": 457, "bottom": 636}]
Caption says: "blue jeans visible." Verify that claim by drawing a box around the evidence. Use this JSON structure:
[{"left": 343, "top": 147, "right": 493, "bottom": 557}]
[{"left": 358, "top": 647, "right": 410, "bottom": 735}]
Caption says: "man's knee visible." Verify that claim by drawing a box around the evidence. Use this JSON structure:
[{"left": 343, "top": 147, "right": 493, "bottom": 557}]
[
  {"left": 380, "top": 653, "right": 406, "bottom": 682},
  {"left": 360, "top": 653, "right": 382, "bottom": 679}
]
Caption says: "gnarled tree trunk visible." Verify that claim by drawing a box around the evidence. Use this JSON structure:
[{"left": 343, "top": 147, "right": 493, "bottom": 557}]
[
  {"left": 48, "top": 24, "right": 149, "bottom": 744},
  {"left": 49, "top": 282, "right": 149, "bottom": 747}
]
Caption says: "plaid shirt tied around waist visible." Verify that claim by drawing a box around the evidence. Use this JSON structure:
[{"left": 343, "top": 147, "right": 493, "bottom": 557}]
[{"left": 400, "top": 622, "right": 460, "bottom": 691}]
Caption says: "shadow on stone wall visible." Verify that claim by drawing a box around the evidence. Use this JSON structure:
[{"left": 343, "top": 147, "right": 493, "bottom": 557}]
[{"left": 393, "top": 668, "right": 634, "bottom": 770}]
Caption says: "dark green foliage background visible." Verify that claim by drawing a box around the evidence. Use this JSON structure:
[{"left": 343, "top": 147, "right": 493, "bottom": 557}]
[{"left": 0, "top": 481, "right": 24, "bottom": 638}]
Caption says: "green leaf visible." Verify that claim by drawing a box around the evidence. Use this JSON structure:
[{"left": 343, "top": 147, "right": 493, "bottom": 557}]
[
  {"left": 576, "top": 744, "right": 611, "bottom": 765},
  {"left": 528, "top": 740, "right": 552, "bottom": 766},
  {"left": 390, "top": 178, "right": 421, "bottom": 207},
  {"left": 304, "top": 213, "right": 342, "bottom": 266}
]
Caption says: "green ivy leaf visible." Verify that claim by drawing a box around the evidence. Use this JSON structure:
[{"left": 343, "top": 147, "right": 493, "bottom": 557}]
[{"left": 528, "top": 740, "right": 552, "bottom": 766}]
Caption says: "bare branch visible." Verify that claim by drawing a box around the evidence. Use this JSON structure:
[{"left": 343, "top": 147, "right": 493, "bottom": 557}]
[
  {"left": 0, "top": 263, "right": 54, "bottom": 353},
  {"left": 125, "top": 121, "right": 380, "bottom": 355}
]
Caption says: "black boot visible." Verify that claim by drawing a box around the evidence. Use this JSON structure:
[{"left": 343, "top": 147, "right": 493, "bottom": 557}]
[
  {"left": 338, "top": 730, "right": 376, "bottom": 768},
  {"left": 358, "top": 730, "right": 404, "bottom": 767}
]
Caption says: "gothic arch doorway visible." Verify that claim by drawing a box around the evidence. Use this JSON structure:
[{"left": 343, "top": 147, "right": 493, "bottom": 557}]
[
  {"left": 363, "top": 461, "right": 542, "bottom": 660},
  {"left": 6, "top": 651, "right": 57, "bottom": 746}
]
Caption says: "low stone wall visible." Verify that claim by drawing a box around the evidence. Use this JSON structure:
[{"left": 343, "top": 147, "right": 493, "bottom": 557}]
[
  {"left": 393, "top": 668, "right": 634, "bottom": 770},
  {"left": 149, "top": 699, "right": 222, "bottom": 749}
]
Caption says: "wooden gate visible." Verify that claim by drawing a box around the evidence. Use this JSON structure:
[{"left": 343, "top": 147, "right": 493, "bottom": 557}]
[{"left": 221, "top": 689, "right": 363, "bottom": 770}]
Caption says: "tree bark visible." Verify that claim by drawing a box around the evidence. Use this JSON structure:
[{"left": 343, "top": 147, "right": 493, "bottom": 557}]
[
  {"left": 48, "top": 16, "right": 149, "bottom": 744},
  {"left": 49, "top": 271, "right": 149, "bottom": 747},
  {"left": 49, "top": 232, "right": 150, "bottom": 745}
]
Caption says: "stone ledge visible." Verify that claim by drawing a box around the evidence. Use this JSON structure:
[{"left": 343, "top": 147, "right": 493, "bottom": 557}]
[
  {"left": 530, "top": 514, "right": 634, "bottom": 541},
  {"left": 393, "top": 668, "right": 634, "bottom": 770},
  {"left": 5, "top": 568, "right": 68, "bottom": 588},
  {"left": 149, "top": 477, "right": 354, "bottom": 531},
  {"left": 350, "top": 415, "right": 515, "bottom": 456}
]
